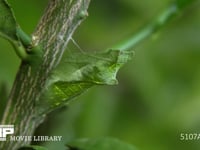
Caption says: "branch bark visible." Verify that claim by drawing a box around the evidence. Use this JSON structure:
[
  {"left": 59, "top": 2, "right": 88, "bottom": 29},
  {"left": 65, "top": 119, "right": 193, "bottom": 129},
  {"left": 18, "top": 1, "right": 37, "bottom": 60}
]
[{"left": 0, "top": 0, "right": 91, "bottom": 149}]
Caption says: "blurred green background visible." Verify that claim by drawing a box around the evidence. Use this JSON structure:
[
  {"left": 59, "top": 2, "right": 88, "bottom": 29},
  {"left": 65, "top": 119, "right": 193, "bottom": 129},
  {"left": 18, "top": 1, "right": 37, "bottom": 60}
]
[{"left": 1, "top": 0, "right": 200, "bottom": 150}]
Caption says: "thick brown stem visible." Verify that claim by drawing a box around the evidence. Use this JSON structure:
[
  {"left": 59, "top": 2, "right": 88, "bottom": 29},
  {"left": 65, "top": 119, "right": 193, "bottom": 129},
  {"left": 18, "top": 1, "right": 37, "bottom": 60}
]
[{"left": 0, "top": 0, "right": 90, "bottom": 149}]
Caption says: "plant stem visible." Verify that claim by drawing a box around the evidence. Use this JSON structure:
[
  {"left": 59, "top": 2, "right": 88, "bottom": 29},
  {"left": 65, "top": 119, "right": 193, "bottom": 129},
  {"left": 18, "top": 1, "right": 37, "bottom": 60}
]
[
  {"left": 0, "top": 0, "right": 196, "bottom": 149},
  {"left": 0, "top": 0, "right": 91, "bottom": 149},
  {"left": 113, "top": 1, "right": 196, "bottom": 51}
]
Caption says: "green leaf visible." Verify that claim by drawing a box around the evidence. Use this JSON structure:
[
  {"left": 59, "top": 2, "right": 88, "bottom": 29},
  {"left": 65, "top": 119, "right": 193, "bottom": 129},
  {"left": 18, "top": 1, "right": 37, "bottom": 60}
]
[
  {"left": 37, "top": 49, "right": 133, "bottom": 115},
  {"left": 0, "top": 0, "right": 38, "bottom": 61},
  {"left": 67, "top": 137, "right": 137, "bottom": 150},
  {"left": 0, "top": 0, "right": 30, "bottom": 60},
  {"left": 0, "top": 0, "right": 18, "bottom": 41},
  {"left": 18, "top": 145, "right": 48, "bottom": 150}
]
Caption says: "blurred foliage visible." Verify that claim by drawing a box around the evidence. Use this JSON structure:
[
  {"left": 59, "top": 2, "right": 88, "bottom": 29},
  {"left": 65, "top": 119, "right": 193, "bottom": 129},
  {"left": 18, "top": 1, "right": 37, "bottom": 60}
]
[
  {"left": 67, "top": 137, "right": 137, "bottom": 150},
  {"left": 18, "top": 145, "right": 48, "bottom": 150},
  {"left": 1, "top": 0, "right": 200, "bottom": 150}
]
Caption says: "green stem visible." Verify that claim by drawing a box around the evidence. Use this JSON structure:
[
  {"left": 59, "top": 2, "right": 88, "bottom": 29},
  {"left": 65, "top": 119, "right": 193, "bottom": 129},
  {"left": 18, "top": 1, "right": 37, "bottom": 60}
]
[
  {"left": 113, "top": 1, "right": 196, "bottom": 51},
  {"left": 16, "top": 27, "right": 33, "bottom": 51},
  {"left": 13, "top": 27, "right": 43, "bottom": 63},
  {"left": 7, "top": 27, "right": 42, "bottom": 61},
  {"left": 12, "top": 41, "right": 28, "bottom": 60}
]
